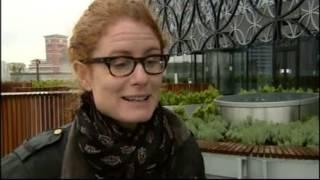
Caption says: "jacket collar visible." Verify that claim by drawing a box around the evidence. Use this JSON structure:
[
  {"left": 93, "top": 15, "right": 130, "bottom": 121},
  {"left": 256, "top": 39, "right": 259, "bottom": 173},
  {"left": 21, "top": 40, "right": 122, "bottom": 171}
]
[{"left": 61, "top": 121, "right": 94, "bottom": 178}]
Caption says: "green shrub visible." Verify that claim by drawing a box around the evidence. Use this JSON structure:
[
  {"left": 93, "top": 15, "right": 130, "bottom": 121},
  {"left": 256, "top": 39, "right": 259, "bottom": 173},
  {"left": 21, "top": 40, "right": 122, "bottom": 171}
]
[
  {"left": 169, "top": 84, "right": 319, "bottom": 147},
  {"left": 31, "top": 80, "right": 77, "bottom": 88},
  {"left": 191, "top": 102, "right": 219, "bottom": 120},
  {"left": 240, "top": 84, "right": 317, "bottom": 94},
  {"left": 172, "top": 104, "right": 188, "bottom": 122},
  {"left": 160, "top": 86, "right": 220, "bottom": 106},
  {"left": 223, "top": 116, "right": 319, "bottom": 146},
  {"left": 269, "top": 123, "right": 294, "bottom": 146},
  {"left": 185, "top": 114, "right": 227, "bottom": 142}
]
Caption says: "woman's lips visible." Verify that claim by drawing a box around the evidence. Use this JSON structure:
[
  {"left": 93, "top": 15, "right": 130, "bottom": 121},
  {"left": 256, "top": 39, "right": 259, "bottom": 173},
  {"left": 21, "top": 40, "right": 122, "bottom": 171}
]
[{"left": 122, "top": 95, "right": 150, "bottom": 102}]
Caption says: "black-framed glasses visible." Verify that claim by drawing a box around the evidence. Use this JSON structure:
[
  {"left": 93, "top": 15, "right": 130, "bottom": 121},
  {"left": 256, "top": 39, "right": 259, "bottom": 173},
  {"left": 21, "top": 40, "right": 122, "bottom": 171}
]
[{"left": 81, "top": 54, "right": 170, "bottom": 77}]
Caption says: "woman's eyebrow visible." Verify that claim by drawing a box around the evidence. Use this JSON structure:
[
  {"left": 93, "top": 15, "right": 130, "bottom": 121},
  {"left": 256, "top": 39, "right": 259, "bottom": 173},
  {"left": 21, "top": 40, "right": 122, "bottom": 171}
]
[
  {"left": 109, "top": 50, "right": 132, "bottom": 56},
  {"left": 109, "top": 47, "right": 162, "bottom": 56},
  {"left": 143, "top": 47, "right": 161, "bottom": 54}
]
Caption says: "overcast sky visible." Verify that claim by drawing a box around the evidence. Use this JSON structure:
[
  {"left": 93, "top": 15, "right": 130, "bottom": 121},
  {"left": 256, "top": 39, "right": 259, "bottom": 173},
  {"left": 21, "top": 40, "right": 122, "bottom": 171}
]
[{"left": 1, "top": 0, "right": 94, "bottom": 65}]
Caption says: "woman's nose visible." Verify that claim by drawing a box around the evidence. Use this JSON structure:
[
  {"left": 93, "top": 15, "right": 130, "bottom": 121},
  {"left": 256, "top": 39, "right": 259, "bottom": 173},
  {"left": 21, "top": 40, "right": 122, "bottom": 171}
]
[{"left": 130, "top": 63, "right": 148, "bottom": 84}]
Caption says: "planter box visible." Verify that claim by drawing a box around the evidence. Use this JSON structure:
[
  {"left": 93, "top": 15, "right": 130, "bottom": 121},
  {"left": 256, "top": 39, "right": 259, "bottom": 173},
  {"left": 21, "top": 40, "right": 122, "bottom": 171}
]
[
  {"left": 202, "top": 153, "right": 319, "bottom": 179},
  {"left": 215, "top": 93, "right": 319, "bottom": 123},
  {"left": 198, "top": 140, "right": 319, "bottom": 179}
]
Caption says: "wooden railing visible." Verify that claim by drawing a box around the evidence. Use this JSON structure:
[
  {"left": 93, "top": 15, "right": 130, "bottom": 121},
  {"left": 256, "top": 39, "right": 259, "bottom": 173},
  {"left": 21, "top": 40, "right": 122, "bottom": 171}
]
[
  {"left": 197, "top": 140, "right": 319, "bottom": 160},
  {"left": 1, "top": 82, "right": 32, "bottom": 92},
  {"left": 1, "top": 91, "right": 78, "bottom": 156}
]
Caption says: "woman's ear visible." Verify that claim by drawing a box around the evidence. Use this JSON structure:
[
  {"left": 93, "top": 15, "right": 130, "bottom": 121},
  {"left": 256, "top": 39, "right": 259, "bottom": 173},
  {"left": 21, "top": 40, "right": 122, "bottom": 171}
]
[{"left": 73, "top": 61, "right": 92, "bottom": 91}]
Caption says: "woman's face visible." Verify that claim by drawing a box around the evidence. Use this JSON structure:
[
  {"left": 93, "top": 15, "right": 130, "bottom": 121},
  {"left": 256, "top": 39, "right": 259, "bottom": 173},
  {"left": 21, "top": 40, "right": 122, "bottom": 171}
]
[{"left": 79, "top": 19, "right": 163, "bottom": 125}]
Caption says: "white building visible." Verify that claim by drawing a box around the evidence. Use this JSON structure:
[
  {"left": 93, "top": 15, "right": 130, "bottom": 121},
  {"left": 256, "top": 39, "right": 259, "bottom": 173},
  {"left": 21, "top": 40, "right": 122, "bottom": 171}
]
[{"left": 1, "top": 61, "right": 10, "bottom": 82}]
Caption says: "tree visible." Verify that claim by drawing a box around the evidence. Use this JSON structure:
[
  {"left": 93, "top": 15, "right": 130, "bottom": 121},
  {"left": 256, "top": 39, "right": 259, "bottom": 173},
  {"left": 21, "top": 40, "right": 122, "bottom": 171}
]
[{"left": 8, "top": 63, "right": 26, "bottom": 73}]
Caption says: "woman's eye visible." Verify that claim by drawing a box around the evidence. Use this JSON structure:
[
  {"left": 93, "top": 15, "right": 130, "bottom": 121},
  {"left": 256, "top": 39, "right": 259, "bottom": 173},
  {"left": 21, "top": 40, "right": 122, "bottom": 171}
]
[
  {"left": 146, "top": 60, "right": 158, "bottom": 65},
  {"left": 145, "top": 60, "right": 162, "bottom": 70},
  {"left": 111, "top": 59, "right": 131, "bottom": 68},
  {"left": 114, "top": 62, "right": 128, "bottom": 67}
]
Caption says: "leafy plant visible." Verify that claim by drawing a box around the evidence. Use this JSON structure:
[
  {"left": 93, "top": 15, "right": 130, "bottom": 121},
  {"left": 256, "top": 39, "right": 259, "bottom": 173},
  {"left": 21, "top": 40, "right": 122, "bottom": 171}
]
[
  {"left": 172, "top": 104, "right": 188, "bottom": 122},
  {"left": 258, "top": 84, "right": 276, "bottom": 93},
  {"left": 31, "top": 80, "right": 77, "bottom": 88},
  {"left": 169, "top": 84, "right": 319, "bottom": 147},
  {"left": 191, "top": 102, "right": 219, "bottom": 120},
  {"left": 269, "top": 117, "right": 319, "bottom": 147},
  {"left": 186, "top": 114, "right": 227, "bottom": 142},
  {"left": 160, "top": 85, "right": 220, "bottom": 105},
  {"left": 240, "top": 84, "right": 318, "bottom": 94},
  {"left": 180, "top": 103, "right": 319, "bottom": 147}
]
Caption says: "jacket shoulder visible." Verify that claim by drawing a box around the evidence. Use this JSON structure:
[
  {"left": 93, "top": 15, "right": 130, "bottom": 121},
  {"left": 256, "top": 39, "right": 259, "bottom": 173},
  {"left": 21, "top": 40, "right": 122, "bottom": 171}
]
[
  {"left": 161, "top": 107, "right": 191, "bottom": 146},
  {"left": 1, "top": 123, "right": 72, "bottom": 178},
  {"left": 169, "top": 135, "right": 205, "bottom": 178},
  {"left": 161, "top": 107, "right": 205, "bottom": 178}
]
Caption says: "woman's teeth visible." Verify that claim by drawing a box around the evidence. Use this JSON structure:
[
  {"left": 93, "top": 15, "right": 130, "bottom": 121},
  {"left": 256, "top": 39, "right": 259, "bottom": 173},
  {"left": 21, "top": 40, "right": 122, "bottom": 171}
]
[{"left": 123, "top": 96, "right": 149, "bottom": 101}]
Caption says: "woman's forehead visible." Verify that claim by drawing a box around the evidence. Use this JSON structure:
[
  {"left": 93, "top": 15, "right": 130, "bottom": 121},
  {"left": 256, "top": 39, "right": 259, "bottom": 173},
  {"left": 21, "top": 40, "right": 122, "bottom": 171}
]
[
  {"left": 92, "top": 19, "right": 161, "bottom": 56},
  {"left": 102, "top": 19, "right": 157, "bottom": 37}
]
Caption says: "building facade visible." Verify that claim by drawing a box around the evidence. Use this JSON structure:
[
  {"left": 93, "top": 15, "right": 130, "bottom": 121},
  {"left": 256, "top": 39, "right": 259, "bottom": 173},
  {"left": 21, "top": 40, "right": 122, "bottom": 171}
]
[
  {"left": 44, "top": 34, "right": 69, "bottom": 72},
  {"left": 19, "top": 34, "right": 73, "bottom": 81},
  {"left": 28, "top": 34, "right": 71, "bottom": 73},
  {"left": 1, "top": 61, "right": 10, "bottom": 82},
  {"left": 150, "top": 0, "right": 319, "bottom": 94}
]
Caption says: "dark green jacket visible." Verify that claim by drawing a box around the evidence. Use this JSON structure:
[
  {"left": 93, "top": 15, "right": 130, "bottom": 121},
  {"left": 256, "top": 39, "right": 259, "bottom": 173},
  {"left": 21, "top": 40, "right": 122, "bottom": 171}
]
[{"left": 1, "top": 109, "right": 205, "bottom": 178}]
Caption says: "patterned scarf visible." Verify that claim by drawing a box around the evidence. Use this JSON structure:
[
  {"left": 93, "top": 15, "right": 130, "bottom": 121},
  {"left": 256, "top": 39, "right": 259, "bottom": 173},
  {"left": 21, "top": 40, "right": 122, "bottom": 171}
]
[{"left": 75, "top": 92, "right": 175, "bottom": 178}]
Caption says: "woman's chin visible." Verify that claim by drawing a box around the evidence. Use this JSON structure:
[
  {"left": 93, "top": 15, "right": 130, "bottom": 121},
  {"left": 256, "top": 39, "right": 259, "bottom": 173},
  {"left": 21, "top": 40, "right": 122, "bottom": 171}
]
[
  {"left": 116, "top": 99, "right": 157, "bottom": 123},
  {"left": 119, "top": 112, "right": 153, "bottom": 124}
]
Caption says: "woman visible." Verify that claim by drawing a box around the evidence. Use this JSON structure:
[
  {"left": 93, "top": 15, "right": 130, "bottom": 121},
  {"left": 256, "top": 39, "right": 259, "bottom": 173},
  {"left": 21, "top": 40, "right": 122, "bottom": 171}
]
[{"left": 1, "top": 0, "right": 205, "bottom": 178}]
